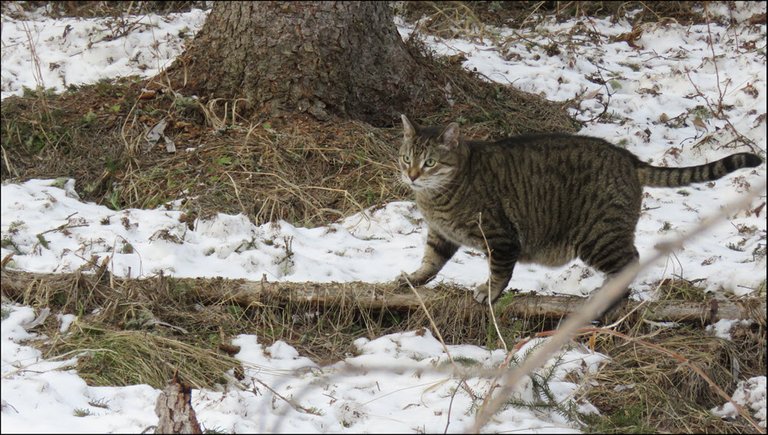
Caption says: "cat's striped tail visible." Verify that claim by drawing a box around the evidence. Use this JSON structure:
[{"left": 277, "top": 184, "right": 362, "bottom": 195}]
[{"left": 637, "top": 152, "right": 762, "bottom": 188}]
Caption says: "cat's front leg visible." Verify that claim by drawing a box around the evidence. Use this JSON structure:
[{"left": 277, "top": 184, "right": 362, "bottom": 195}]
[
  {"left": 473, "top": 245, "right": 517, "bottom": 304},
  {"left": 397, "top": 228, "right": 459, "bottom": 288}
]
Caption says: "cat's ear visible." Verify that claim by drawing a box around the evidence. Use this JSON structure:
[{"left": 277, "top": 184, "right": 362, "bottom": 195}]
[
  {"left": 401, "top": 114, "right": 417, "bottom": 141},
  {"left": 440, "top": 122, "right": 460, "bottom": 149}
]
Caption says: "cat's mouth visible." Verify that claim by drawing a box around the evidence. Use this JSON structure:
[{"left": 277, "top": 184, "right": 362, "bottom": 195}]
[
  {"left": 401, "top": 174, "right": 442, "bottom": 192},
  {"left": 400, "top": 173, "right": 423, "bottom": 190},
  {"left": 403, "top": 179, "right": 422, "bottom": 190}
]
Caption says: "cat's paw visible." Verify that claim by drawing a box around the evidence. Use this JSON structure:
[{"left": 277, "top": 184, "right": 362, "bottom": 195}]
[
  {"left": 472, "top": 283, "right": 501, "bottom": 304},
  {"left": 395, "top": 272, "right": 417, "bottom": 289},
  {"left": 395, "top": 271, "right": 433, "bottom": 289}
]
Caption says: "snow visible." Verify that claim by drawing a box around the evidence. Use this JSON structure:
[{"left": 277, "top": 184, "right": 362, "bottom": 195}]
[
  {"left": 712, "top": 376, "right": 767, "bottom": 428},
  {"left": 2, "top": 2, "right": 766, "bottom": 433},
  {"left": 706, "top": 318, "right": 753, "bottom": 340},
  {"left": 1, "top": 8, "right": 207, "bottom": 99}
]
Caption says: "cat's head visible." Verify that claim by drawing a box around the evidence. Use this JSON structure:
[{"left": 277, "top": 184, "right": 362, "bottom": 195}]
[{"left": 398, "top": 115, "right": 465, "bottom": 192}]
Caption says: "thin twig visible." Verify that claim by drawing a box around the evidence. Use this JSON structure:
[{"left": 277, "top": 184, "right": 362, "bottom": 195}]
[
  {"left": 603, "top": 254, "right": 671, "bottom": 330},
  {"left": 477, "top": 212, "right": 508, "bottom": 353},
  {"left": 443, "top": 377, "right": 463, "bottom": 434},
  {"left": 251, "top": 378, "right": 315, "bottom": 415},
  {"left": 403, "top": 275, "right": 480, "bottom": 401},
  {"left": 37, "top": 213, "right": 86, "bottom": 235},
  {"left": 703, "top": 3, "right": 726, "bottom": 118},
  {"left": 224, "top": 171, "right": 246, "bottom": 214},
  {"left": 686, "top": 69, "right": 758, "bottom": 153}
]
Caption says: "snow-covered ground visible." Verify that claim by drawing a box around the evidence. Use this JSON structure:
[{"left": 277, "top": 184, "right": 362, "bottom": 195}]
[{"left": 2, "top": 2, "right": 766, "bottom": 433}]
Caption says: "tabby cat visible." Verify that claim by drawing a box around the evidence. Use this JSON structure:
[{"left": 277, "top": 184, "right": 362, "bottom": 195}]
[{"left": 396, "top": 114, "right": 763, "bottom": 305}]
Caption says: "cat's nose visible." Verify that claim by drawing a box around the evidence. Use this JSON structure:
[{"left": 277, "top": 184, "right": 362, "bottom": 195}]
[{"left": 408, "top": 168, "right": 419, "bottom": 181}]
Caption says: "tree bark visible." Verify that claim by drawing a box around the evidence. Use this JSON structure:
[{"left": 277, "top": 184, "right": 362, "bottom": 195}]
[
  {"left": 162, "top": 1, "right": 437, "bottom": 126},
  {"left": 154, "top": 375, "right": 202, "bottom": 434}
]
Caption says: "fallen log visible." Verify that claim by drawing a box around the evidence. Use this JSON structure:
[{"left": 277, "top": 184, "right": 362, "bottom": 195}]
[
  {"left": 210, "top": 280, "right": 767, "bottom": 326},
  {"left": 1, "top": 270, "right": 764, "bottom": 326}
]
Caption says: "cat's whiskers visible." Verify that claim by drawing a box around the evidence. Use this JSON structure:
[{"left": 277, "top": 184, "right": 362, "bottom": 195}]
[
  {"left": 418, "top": 174, "right": 460, "bottom": 199},
  {"left": 399, "top": 168, "right": 452, "bottom": 191}
]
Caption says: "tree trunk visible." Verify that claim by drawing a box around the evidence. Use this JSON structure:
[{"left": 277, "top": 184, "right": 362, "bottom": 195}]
[
  {"left": 162, "top": 1, "right": 436, "bottom": 126},
  {"left": 154, "top": 375, "right": 202, "bottom": 434}
]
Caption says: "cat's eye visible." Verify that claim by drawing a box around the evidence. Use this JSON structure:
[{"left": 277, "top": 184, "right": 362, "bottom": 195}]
[
  {"left": 401, "top": 155, "right": 411, "bottom": 164},
  {"left": 424, "top": 158, "right": 436, "bottom": 167}
]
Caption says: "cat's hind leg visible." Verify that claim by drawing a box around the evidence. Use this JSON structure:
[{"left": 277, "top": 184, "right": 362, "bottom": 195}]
[
  {"left": 473, "top": 242, "right": 518, "bottom": 304},
  {"left": 580, "top": 235, "right": 640, "bottom": 317}
]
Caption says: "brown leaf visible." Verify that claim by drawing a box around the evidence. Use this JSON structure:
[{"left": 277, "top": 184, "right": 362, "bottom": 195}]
[
  {"left": 613, "top": 26, "right": 643, "bottom": 49},
  {"left": 748, "top": 12, "right": 766, "bottom": 25}
]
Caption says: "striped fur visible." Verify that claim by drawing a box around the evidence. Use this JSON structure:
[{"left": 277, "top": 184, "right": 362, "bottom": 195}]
[
  {"left": 637, "top": 153, "right": 762, "bottom": 187},
  {"left": 396, "top": 115, "right": 763, "bottom": 305}
]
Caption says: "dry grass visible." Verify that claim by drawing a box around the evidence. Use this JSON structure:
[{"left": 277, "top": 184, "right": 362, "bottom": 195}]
[
  {"left": 2, "top": 269, "right": 242, "bottom": 389},
  {"left": 1, "top": 269, "right": 493, "bottom": 375},
  {"left": 655, "top": 277, "right": 714, "bottom": 302},
  {"left": 0, "top": 78, "right": 407, "bottom": 226},
  {"left": 398, "top": 1, "right": 729, "bottom": 33},
  {"left": 2, "top": 269, "right": 764, "bottom": 432},
  {"left": 582, "top": 324, "right": 764, "bottom": 433},
  {"left": 1, "top": 47, "right": 578, "bottom": 227},
  {"left": 2, "top": 2, "right": 765, "bottom": 432},
  {"left": 51, "top": 324, "right": 240, "bottom": 389}
]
